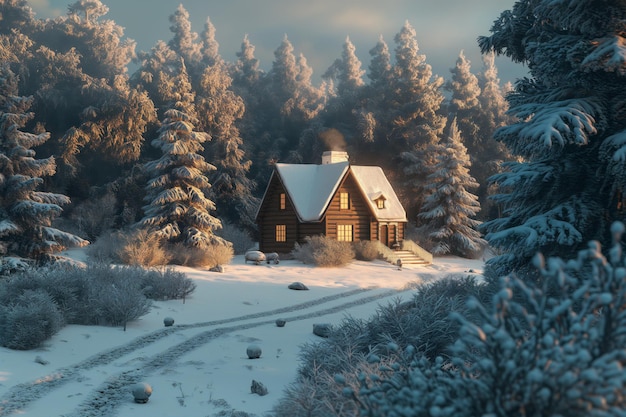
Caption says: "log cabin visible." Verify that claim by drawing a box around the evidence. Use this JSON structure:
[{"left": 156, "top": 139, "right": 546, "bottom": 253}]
[{"left": 255, "top": 151, "right": 408, "bottom": 254}]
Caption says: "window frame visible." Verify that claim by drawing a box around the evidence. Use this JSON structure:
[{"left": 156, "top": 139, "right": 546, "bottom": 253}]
[
  {"left": 337, "top": 224, "right": 353, "bottom": 242},
  {"left": 275, "top": 224, "right": 286, "bottom": 242},
  {"left": 280, "top": 193, "right": 286, "bottom": 210},
  {"left": 339, "top": 192, "right": 350, "bottom": 210}
]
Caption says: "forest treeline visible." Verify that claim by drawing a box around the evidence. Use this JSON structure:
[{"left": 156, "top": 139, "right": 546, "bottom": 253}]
[{"left": 0, "top": 0, "right": 512, "bottom": 262}]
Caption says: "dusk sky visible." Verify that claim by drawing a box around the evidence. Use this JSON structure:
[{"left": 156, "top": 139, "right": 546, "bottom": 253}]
[{"left": 29, "top": 0, "right": 528, "bottom": 85}]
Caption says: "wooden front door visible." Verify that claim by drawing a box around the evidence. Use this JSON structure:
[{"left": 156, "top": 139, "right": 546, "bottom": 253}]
[{"left": 380, "top": 224, "right": 388, "bottom": 246}]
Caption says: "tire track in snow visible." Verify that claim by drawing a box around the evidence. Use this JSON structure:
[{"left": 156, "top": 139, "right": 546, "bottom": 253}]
[
  {"left": 0, "top": 286, "right": 388, "bottom": 416},
  {"left": 66, "top": 287, "right": 409, "bottom": 417}
]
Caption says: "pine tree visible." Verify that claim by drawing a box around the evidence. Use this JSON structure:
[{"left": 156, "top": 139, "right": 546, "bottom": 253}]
[
  {"left": 445, "top": 50, "right": 480, "bottom": 147},
  {"left": 167, "top": 4, "right": 201, "bottom": 69},
  {"left": 0, "top": 65, "right": 87, "bottom": 260},
  {"left": 195, "top": 46, "right": 258, "bottom": 232},
  {"left": 391, "top": 21, "right": 446, "bottom": 218},
  {"left": 478, "top": 0, "right": 626, "bottom": 277},
  {"left": 140, "top": 106, "right": 223, "bottom": 248},
  {"left": 417, "top": 118, "right": 485, "bottom": 257}
]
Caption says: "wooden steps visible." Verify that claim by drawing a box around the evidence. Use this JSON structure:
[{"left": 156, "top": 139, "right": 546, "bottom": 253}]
[{"left": 393, "top": 249, "right": 431, "bottom": 266}]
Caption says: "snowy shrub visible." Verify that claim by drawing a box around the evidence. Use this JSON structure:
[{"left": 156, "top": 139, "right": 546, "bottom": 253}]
[
  {"left": 292, "top": 235, "right": 355, "bottom": 267},
  {"left": 117, "top": 229, "right": 171, "bottom": 267},
  {"left": 168, "top": 241, "right": 234, "bottom": 267},
  {"left": 140, "top": 267, "right": 196, "bottom": 301},
  {"left": 273, "top": 276, "right": 485, "bottom": 416},
  {"left": 447, "top": 232, "right": 626, "bottom": 416},
  {"left": 217, "top": 222, "right": 255, "bottom": 255},
  {"left": 0, "top": 289, "right": 64, "bottom": 350},
  {"left": 352, "top": 240, "right": 381, "bottom": 261},
  {"left": 84, "top": 264, "right": 152, "bottom": 330},
  {"left": 86, "top": 230, "right": 124, "bottom": 263},
  {"left": 350, "top": 223, "right": 626, "bottom": 417}
]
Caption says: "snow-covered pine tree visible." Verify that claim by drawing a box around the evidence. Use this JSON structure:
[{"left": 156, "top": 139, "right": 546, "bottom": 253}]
[
  {"left": 140, "top": 64, "right": 224, "bottom": 249},
  {"left": 0, "top": 65, "right": 88, "bottom": 261},
  {"left": 472, "top": 51, "right": 513, "bottom": 217},
  {"left": 478, "top": 0, "right": 626, "bottom": 278},
  {"left": 194, "top": 37, "right": 259, "bottom": 232},
  {"left": 387, "top": 22, "right": 446, "bottom": 218},
  {"left": 445, "top": 50, "right": 480, "bottom": 139},
  {"left": 417, "top": 118, "right": 485, "bottom": 257}
]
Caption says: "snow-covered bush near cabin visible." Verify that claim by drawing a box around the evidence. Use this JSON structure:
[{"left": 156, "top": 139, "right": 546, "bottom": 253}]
[
  {"left": 0, "top": 289, "right": 64, "bottom": 350},
  {"left": 292, "top": 235, "right": 355, "bottom": 267}
]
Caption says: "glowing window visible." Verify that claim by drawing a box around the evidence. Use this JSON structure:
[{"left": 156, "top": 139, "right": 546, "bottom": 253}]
[
  {"left": 280, "top": 193, "right": 286, "bottom": 210},
  {"left": 337, "top": 224, "right": 353, "bottom": 242},
  {"left": 340, "top": 192, "right": 350, "bottom": 210},
  {"left": 376, "top": 199, "right": 385, "bottom": 209},
  {"left": 276, "top": 225, "right": 286, "bottom": 242}
]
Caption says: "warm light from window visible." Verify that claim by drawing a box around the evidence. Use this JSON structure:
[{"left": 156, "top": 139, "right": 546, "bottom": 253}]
[
  {"left": 280, "top": 193, "right": 286, "bottom": 210},
  {"left": 340, "top": 192, "right": 349, "bottom": 210},
  {"left": 276, "top": 224, "right": 286, "bottom": 242},
  {"left": 337, "top": 224, "right": 353, "bottom": 241},
  {"left": 377, "top": 199, "right": 385, "bottom": 209}
]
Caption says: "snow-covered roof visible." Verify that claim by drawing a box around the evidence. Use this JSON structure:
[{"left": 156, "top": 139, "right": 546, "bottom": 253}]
[
  {"left": 276, "top": 161, "right": 349, "bottom": 222},
  {"left": 273, "top": 161, "right": 406, "bottom": 223},
  {"left": 350, "top": 166, "right": 407, "bottom": 222}
]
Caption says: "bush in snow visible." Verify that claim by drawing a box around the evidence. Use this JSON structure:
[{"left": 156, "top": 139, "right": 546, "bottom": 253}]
[
  {"left": 0, "top": 289, "right": 64, "bottom": 350},
  {"left": 333, "top": 223, "right": 626, "bottom": 417},
  {"left": 140, "top": 267, "right": 196, "bottom": 302},
  {"left": 352, "top": 240, "right": 381, "bottom": 261},
  {"left": 272, "top": 276, "right": 484, "bottom": 416},
  {"left": 167, "top": 241, "right": 234, "bottom": 268},
  {"left": 292, "top": 235, "right": 355, "bottom": 267},
  {"left": 116, "top": 229, "right": 171, "bottom": 267}
]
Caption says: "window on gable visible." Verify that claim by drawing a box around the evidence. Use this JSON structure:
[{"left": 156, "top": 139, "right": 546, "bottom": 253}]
[
  {"left": 376, "top": 198, "right": 385, "bottom": 209},
  {"left": 280, "top": 193, "right": 286, "bottom": 210},
  {"left": 276, "top": 224, "right": 286, "bottom": 242},
  {"left": 340, "top": 192, "right": 350, "bottom": 210},
  {"left": 337, "top": 224, "right": 353, "bottom": 241}
]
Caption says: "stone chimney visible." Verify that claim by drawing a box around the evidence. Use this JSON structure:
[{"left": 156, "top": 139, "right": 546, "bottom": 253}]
[{"left": 321, "top": 150, "right": 349, "bottom": 164}]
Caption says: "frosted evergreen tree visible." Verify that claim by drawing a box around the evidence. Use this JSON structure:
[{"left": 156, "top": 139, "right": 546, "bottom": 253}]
[
  {"left": 323, "top": 36, "right": 365, "bottom": 100},
  {"left": 474, "top": 51, "right": 514, "bottom": 217},
  {"left": 391, "top": 21, "right": 446, "bottom": 217},
  {"left": 445, "top": 50, "right": 480, "bottom": 148},
  {"left": 357, "top": 35, "right": 392, "bottom": 147},
  {"left": 167, "top": 4, "right": 201, "bottom": 70},
  {"left": 140, "top": 105, "right": 224, "bottom": 248},
  {"left": 297, "top": 37, "right": 365, "bottom": 163},
  {"left": 478, "top": 0, "right": 626, "bottom": 277},
  {"left": 194, "top": 40, "right": 258, "bottom": 232},
  {"left": 200, "top": 17, "right": 220, "bottom": 66},
  {"left": 0, "top": 65, "right": 88, "bottom": 260},
  {"left": 417, "top": 118, "right": 485, "bottom": 257}
]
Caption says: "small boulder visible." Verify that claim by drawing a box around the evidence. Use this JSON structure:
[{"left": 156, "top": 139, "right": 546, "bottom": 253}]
[
  {"left": 247, "top": 344, "right": 262, "bottom": 359},
  {"left": 251, "top": 380, "right": 268, "bottom": 396},
  {"left": 275, "top": 319, "right": 286, "bottom": 327},
  {"left": 209, "top": 264, "right": 224, "bottom": 273},
  {"left": 288, "top": 282, "right": 309, "bottom": 291},
  {"left": 132, "top": 382, "right": 153, "bottom": 403},
  {"left": 163, "top": 317, "right": 175, "bottom": 327},
  {"left": 313, "top": 323, "right": 333, "bottom": 338},
  {"left": 34, "top": 356, "right": 49, "bottom": 365}
]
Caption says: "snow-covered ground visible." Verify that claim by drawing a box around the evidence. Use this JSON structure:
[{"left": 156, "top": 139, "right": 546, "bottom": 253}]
[{"left": 0, "top": 251, "right": 483, "bottom": 417}]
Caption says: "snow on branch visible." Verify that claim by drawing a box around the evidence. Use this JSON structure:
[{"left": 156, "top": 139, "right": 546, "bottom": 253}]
[
  {"left": 506, "top": 98, "right": 598, "bottom": 149},
  {"left": 582, "top": 35, "right": 626, "bottom": 75}
]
